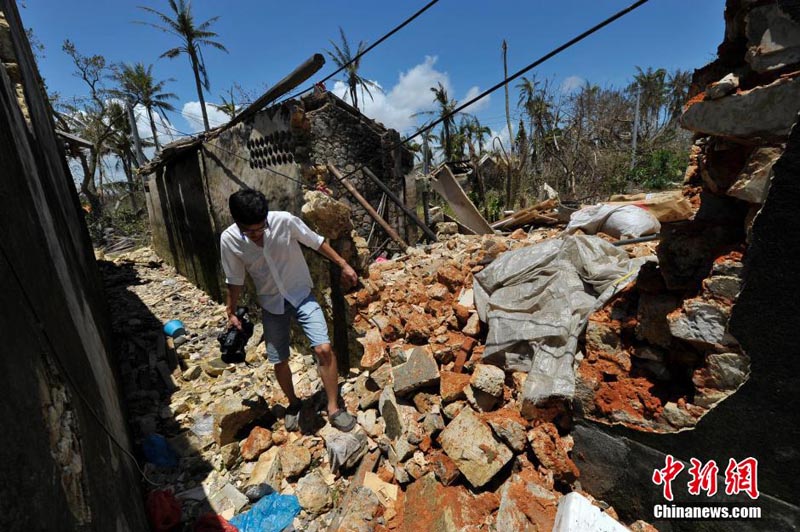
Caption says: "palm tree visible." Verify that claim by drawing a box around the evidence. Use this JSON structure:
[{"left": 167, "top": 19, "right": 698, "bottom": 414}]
[
  {"left": 425, "top": 83, "right": 458, "bottom": 161},
  {"left": 214, "top": 86, "right": 238, "bottom": 119},
  {"left": 111, "top": 62, "right": 177, "bottom": 151},
  {"left": 326, "top": 27, "right": 382, "bottom": 110},
  {"left": 139, "top": 0, "right": 228, "bottom": 132}
]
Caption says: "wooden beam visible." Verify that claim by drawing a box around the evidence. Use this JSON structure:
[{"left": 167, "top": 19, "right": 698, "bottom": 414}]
[
  {"left": 226, "top": 54, "right": 325, "bottom": 130},
  {"left": 327, "top": 163, "right": 408, "bottom": 249},
  {"left": 362, "top": 166, "right": 438, "bottom": 242}
]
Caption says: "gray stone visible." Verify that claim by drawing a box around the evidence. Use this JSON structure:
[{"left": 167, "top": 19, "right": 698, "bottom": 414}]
[
  {"left": 220, "top": 442, "right": 240, "bottom": 469},
  {"left": 464, "top": 384, "right": 500, "bottom": 412},
  {"left": 727, "top": 146, "right": 782, "bottom": 203},
  {"left": 280, "top": 442, "right": 311, "bottom": 478},
  {"left": 745, "top": 4, "right": 800, "bottom": 72},
  {"left": 668, "top": 298, "right": 738, "bottom": 348},
  {"left": 439, "top": 408, "right": 512, "bottom": 487},
  {"left": 661, "top": 402, "right": 697, "bottom": 430},
  {"left": 442, "top": 401, "right": 466, "bottom": 420},
  {"left": 703, "top": 275, "right": 743, "bottom": 301},
  {"left": 681, "top": 76, "right": 800, "bottom": 139},
  {"left": 208, "top": 483, "right": 248, "bottom": 517},
  {"left": 485, "top": 411, "right": 528, "bottom": 453},
  {"left": 705, "top": 73, "right": 739, "bottom": 100},
  {"left": 213, "top": 395, "right": 268, "bottom": 446},
  {"left": 470, "top": 364, "right": 505, "bottom": 397},
  {"left": 333, "top": 486, "right": 381, "bottom": 532},
  {"left": 462, "top": 313, "right": 481, "bottom": 337},
  {"left": 391, "top": 346, "right": 440, "bottom": 396},
  {"left": 246, "top": 446, "right": 282, "bottom": 493},
  {"left": 496, "top": 474, "right": 557, "bottom": 531},
  {"left": 296, "top": 470, "right": 332, "bottom": 515},
  {"left": 301, "top": 190, "right": 353, "bottom": 240},
  {"left": 378, "top": 386, "right": 405, "bottom": 440},
  {"left": 182, "top": 365, "right": 202, "bottom": 381},
  {"left": 694, "top": 352, "right": 750, "bottom": 391}
]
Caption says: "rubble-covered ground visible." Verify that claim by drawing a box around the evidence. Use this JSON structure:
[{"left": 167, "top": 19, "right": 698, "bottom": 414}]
[{"left": 99, "top": 228, "right": 660, "bottom": 531}]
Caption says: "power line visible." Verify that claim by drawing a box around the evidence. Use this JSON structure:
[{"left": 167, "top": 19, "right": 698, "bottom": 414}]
[{"left": 264, "top": 0, "right": 442, "bottom": 107}]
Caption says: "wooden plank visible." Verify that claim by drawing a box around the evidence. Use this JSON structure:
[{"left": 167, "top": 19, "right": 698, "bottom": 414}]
[
  {"left": 430, "top": 165, "right": 494, "bottom": 235},
  {"left": 362, "top": 166, "right": 437, "bottom": 242},
  {"left": 328, "top": 164, "right": 408, "bottom": 248}
]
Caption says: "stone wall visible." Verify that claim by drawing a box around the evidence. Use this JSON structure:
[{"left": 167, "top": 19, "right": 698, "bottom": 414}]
[
  {"left": 0, "top": 2, "right": 148, "bottom": 529},
  {"left": 572, "top": 1, "right": 800, "bottom": 529}
]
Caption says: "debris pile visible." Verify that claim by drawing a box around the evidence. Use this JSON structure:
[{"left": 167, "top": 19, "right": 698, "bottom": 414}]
[{"left": 101, "top": 227, "right": 658, "bottom": 530}]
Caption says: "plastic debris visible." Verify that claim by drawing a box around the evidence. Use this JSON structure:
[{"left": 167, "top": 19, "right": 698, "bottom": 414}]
[{"left": 229, "top": 492, "right": 301, "bottom": 532}]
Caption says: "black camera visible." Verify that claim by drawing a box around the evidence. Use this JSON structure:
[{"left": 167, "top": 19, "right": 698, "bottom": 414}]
[{"left": 218, "top": 307, "right": 254, "bottom": 363}]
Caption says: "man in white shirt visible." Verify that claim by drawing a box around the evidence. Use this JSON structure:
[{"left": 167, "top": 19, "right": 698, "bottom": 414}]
[{"left": 220, "top": 190, "right": 358, "bottom": 432}]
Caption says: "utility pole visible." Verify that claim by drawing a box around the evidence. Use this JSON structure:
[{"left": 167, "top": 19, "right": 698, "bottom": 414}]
[
  {"left": 630, "top": 84, "right": 641, "bottom": 170},
  {"left": 126, "top": 100, "right": 146, "bottom": 166},
  {"left": 421, "top": 134, "right": 431, "bottom": 227},
  {"left": 502, "top": 40, "right": 514, "bottom": 209}
]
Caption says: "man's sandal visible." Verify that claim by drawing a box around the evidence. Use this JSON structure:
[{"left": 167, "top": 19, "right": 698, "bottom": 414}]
[
  {"left": 329, "top": 409, "right": 356, "bottom": 432},
  {"left": 285, "top": 400, "right": 302, "bottom": 432}
]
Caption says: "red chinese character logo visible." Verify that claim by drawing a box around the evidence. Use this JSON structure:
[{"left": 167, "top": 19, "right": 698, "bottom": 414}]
[
  {"left": 687, "top": 458, "right": 719, "bottom": 496},
  {"left": 724, "top": 457, "right": 759, "bottom": 499},
  {"left": 652, "top": 454, "right": 685, "bottom": 501}
]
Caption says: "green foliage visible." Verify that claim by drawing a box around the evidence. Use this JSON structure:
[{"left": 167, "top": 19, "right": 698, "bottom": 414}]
[{"left": 628, "top": 149, "right": 686, "bottom": 190}]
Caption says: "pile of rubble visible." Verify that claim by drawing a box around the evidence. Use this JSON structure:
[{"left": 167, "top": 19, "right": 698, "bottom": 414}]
[{"left": 100, "top": 228, "right": 660, "bottom": 531}]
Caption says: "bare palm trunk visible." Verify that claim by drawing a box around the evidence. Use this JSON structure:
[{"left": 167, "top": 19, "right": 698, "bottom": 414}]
[
  {"left": 147, "top": 106, "right": 161, "bottom": 151},
  {"left": 80, "top": 150, "right": 101, "bottom": 215},
  {"left": 502, "top": 40, "right": 513, "bottom": 208},
  {"left": 189, "top": 48, "right": 210, "bottom": 131}
]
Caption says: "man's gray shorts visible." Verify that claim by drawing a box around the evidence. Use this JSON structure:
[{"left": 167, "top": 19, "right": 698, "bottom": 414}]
[{"left": 262, "top": 294, "right": 330, "bottom": 364}]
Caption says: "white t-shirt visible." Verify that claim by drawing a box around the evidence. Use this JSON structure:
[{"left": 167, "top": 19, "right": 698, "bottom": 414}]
[{"left": 220, "top": 211, "right": 324, "bottom": 314}]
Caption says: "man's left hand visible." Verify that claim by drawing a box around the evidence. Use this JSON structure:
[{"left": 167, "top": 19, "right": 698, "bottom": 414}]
[{"left": 340, "top": 264, "right": 358, "bottom": 290}]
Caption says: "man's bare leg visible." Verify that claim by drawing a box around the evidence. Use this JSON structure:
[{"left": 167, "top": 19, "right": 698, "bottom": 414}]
[
  {"left": 274, "top": 360, "right": 299, "bottom": 405},
  {"left": 314, "top": 343, "right": 340, "bottom": 415}
]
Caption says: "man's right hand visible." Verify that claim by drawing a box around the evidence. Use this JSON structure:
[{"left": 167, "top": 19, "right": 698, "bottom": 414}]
[{"left": 228, "top": 312, "right": 243, "bottom": 330}]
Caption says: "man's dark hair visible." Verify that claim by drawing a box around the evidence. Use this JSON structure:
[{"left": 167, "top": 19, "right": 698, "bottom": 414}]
[{"left": 229, "top": 189, "right": 269, "bottom": 225}]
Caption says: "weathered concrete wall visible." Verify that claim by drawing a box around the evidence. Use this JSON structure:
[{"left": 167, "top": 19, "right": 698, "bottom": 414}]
[
  {"left": 572, "top": 1, "right": 800, "bottom": 529},
  {"left": 0, "top": 2, "right": 147, "bottom": 530}
]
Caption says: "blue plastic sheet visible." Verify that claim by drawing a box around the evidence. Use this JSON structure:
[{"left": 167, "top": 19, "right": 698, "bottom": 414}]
[
  {"left": 229, "top": 493, "right": 300, "bottom": 532},
  {"left": 142, "top": 434, "right": 179, "bottom": 468}
]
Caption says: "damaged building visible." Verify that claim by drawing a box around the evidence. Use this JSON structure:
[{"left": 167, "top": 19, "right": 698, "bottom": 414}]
[{"left": 3, "top": 0, "right": 800, "bottom": 530}]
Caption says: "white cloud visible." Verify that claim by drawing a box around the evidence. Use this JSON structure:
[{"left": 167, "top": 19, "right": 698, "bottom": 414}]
[
  {"left": 461, "top": 86, "right": 490, "bottom": 114},
  {"left": 181, "top": 101, "right": 231, "bottom": 133},
  {"left": 561, "top": 75, "right": 586, "bottom": 94},
  {"left": 332, "top": 56, "right": 467, "bottom": 135}
]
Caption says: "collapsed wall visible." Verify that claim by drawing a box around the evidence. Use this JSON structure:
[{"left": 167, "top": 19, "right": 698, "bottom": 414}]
[
  {"left": 571, "top": 0, "right": 800, "bottom": 529},
  {"left": 0, "top": 3, "right": 147, "bottom": 529}
]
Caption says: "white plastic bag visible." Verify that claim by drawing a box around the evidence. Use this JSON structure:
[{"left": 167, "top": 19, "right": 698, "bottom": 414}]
[{"left": 566, "top": 204, "right": 660, "bottom": 239}]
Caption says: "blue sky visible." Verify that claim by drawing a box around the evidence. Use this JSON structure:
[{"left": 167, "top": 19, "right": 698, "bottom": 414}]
[{"left": 22, "top": 0, "right": 726, "bottom": 143}]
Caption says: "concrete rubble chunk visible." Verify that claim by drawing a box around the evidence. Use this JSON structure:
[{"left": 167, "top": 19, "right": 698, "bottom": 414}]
[
  {"left": 334, "top": 486, "right": 381, "bottom": 532},
  {"left": 680, "top": 76, "right": 800, "bottom": 138},
  {"left": 392, "top": 346, "right": 440, "bottom": 396},
  {"left": 496, "top": 473, "right": 558, "bottom": 532},
  {"left": 357, "top": 327, "right": 386, "bottom": 371},
  {"left": 440, "top": 370, "right": 470, "bottom": 403},
  {"left": 182, "top": 365, "right": 202, "bottom": 381},
  {"left": 241, "top": 426, "right": 272, "bottom": 461},
  {"left": 470, "top": 364, "right": 505, "bottom": 397},
  {"left": 399, "top": 473, "right": 500, "bottom": 532},
  {"left": 703, "top": 275, "right": 743, "bottom": 301},
  {"left": 705, "top": 73, "right": 739, "bottom": 100},
  {"left": 745, "top": 4, "right": 800, "bottom": 73},
  {"left": 213, "top": 395, "right": 268, "bottom": 446},
  {"left": 279, "top": 442, "right": 311, "bottom": 478},
  {"left": 208, "top": 483, "right": 248, "bottom": 520},
  {"left": 465, "top": 384, "right": 500, "bottom": 412},
  {"left": 668, "top": 298, "right": 738, "bottom": 348},
  {"left": 245, "top": 446, "right": 282, "bottom": 494},
  {"left": 462, "top": 313, "right": 481, "bottom": 337},
  {"left": 528, "top": 423, "right": 580, "bottom": 481},
  {"left": 727, "top": 146, "right": 782, "bottom": 203},
  {"left": 692, "top": 352, "right": 750, "bottom": 391},
  {"left": 301, "top": 190, "right": 353, "bottom": 240},
  {"left": 483, "top": 408, "right": 528, "bottom": 453},
  {"left": 296, "top": 470, "right": 332, "bottom": 515},
  {"left": 552, "top": 492, "right": 628, "bottom": 532},
  {"left": 379, "top": 386, "right": 405, "bottom": 440},
  {"left": 363, "top": 471, "right": 398, "bottom": 507},
  {"left": 439, "top": 408, "right": 512, "bottom": 487}
]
